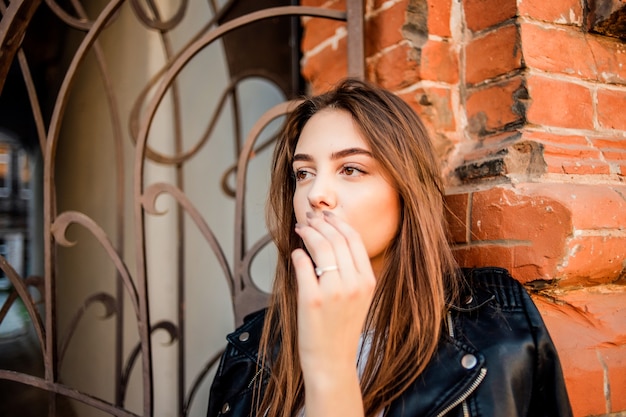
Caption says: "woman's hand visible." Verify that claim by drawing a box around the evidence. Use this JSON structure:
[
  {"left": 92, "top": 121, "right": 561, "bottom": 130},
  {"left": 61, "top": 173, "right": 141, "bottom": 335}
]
[{"left": 292, "top": 210, "right": 376, "bottom": 417}]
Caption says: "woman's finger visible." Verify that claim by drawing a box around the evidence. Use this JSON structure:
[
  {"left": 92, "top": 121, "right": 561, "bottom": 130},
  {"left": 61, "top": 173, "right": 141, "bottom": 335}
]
[
  {"left": 304, "top": 212, "right": 358, "bottom": 283},
  {"left": 294, "top": 222, "right": 340, "bottom": 282},
  {"left": 322, "top": 211, "right": 375, "bottom": 277},
  {"left": 291, "top": 248, "right": 319, "bottom": 298}
]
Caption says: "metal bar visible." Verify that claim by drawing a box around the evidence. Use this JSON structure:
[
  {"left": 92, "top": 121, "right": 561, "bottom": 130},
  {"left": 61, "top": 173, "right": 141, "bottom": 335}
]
[
  {"left": 346, "top": 0, "right": 365, "bottom": 79},
  {"left": 0, "top": 1, "right": 367, "bottom": 415},
  {"left": 0, "top": 0, "right": 41, "bottom": 95}
]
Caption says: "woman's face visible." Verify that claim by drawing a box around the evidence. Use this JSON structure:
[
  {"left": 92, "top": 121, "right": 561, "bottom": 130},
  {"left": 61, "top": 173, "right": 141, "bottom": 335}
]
[{"left": 292, "top": 109, "right": 401, "bottom": 276}]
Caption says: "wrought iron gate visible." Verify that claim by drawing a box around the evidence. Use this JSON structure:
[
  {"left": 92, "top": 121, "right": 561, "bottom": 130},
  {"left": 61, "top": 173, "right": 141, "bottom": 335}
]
[{"left": 0, "top": 1, "right": 364, "bottom": 416}]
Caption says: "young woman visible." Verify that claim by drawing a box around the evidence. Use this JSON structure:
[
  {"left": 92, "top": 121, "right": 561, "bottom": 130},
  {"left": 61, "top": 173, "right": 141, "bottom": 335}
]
[{"left": 207, "top": 79, "right": 572, "bottom": 417}]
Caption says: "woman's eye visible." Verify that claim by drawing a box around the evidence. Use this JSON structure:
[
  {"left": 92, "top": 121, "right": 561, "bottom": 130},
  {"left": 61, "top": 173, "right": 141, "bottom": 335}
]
[
  {"left": 294, "top": 169, "right": 310, "bottom": 181},
  {"left": 341, "top": 166, "right": 362, "bottom": 176}
]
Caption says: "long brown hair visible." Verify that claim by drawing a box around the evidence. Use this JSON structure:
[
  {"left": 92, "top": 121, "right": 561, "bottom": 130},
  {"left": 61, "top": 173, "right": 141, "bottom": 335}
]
[{"left": 257, "top": 78, "right": 459, "bottom": 417}]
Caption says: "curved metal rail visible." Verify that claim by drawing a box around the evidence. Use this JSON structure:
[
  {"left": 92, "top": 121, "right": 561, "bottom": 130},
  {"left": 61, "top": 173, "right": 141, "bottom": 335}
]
[{"left": 0, "top": 1, "right": 364, "bottom": 416}]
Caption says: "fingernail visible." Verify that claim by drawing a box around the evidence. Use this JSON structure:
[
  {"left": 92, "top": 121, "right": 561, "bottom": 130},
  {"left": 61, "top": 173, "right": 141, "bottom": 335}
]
[
  {"left": 322, "top": 211, "right": 333, "bottom": 218},
  {"left": 306, "top": 211, "right": 315, "bottom": 219}
]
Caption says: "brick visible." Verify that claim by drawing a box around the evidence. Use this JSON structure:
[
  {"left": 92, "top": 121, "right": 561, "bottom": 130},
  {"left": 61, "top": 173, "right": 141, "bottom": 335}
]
[
  {"left": 520, "top": 131, "right": 609, "bottom": 169},
  {"left": 453, "top": 243, "right": 555, "bottom": 281},
  {"left": 301, "top": 19, "right": 345, "bottom": 53},
  {"left": 534, "top": 287, "right": 626, "bottom": 416},
  {"left": 591, "top": 137, "right": 626, "bottom": 151},
  {"left": 426, "top": 0, "right": 451, "bottom": 37},
  {"left": 586, "top": 35, "right": 626, "bottom": 84},
  {"left": 520, "top": 23, "right": 596, "bottom": 81},
  {"left": 544, "top": 156, "right": 612, "bottom": 175},
  {"left": 365, "top": 0, "right": 408, "bottom": 56},
  {"left": 301, "top": 0, "right": 345, "bottom": 52},
  {"left": 593, "top": 137, "right": 626, "bottom": 170},
  {"left": 466, "top": 24, "right": 522, "bottom": 85},
  {"left": 521, "top": 23, "right": 626, "bottom": 84},
  {"left": 598, "top": 89, "right": 626, "bottom": 130},
  {"left": 468, "top": 187, "right": 573, "bottom": 281},
  {"left": 520, "top": 183, "right": 626, "bottom": 231},
  {"left": 452, "top": 245, "right": 516, "bottom": 273},
  {"left": 522, "top": 130, "right": 590, "bottom": 146},
  {"left": 527, "top": 75, "right": 593, "bottom": 129},
  {"left": 469, "top": 187, "right": 570, "bottom": 244},
  {"left": 559, "top": 235, "right": 626, "bottom": 285},
  {"left": 466, "top": 77, "right": 525, "bottom": 136},
  {"left": 400, "top": 86, "right": 456, "bottom": 131},
  {"left": 559, "top": 159, "right": 611, "bottom": 175},
  {"left": 368, "top": 43, "right": 420, "bottom": 90},
  {"left": 399, "top": 87, "right": 458, "bottom": 160},
  {"left": 544, "top": 156, "right": 567, "bottom": 174},
  {"left": 444, "top": 193, "right": 469, "bottom": 243},
  {"left": 420, "top": 39, "right": 459, "bottom": 83},
  {"left": 302, "top": 37, "right": 348, "bottom": 93},
  {"left": 518, "top": 0, "right": 584, "bottom": 25},
  {"left": 602, "top": 150, "right": 626, "bottom": 162},
  {"left": 463, "top": 0, "right": 517, "bottom": 32}
]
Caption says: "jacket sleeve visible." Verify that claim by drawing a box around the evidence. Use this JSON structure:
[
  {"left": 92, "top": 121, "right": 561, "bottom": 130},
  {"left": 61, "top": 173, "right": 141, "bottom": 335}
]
[
  {"left": 206, "top": 310, "right": 267, "bottom": 417},
  {"left": 521, "top": 289, "right": 573, "bottom": 417}
]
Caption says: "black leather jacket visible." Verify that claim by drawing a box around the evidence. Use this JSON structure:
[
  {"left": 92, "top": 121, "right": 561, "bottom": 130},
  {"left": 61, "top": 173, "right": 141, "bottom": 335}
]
[{"left": 207, "top": 267, "right": 572, "bottom": 417}]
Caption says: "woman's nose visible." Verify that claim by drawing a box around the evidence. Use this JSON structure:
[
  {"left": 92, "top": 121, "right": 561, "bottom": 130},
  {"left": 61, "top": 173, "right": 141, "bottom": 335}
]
[{"left": 307, "top": 175, "right": 336, "bottom": 209}]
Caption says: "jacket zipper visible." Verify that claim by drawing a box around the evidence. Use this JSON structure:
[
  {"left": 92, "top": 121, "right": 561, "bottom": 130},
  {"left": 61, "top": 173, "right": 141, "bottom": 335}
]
[
  {"left": 439, "top": 312, "right": 487, "bottom": 417},
  {"left": 435, "top": 367, "right": 487, "bottom": 417},
  {"left": 247, "top": 368, "right": 263, "bottom": 389}
]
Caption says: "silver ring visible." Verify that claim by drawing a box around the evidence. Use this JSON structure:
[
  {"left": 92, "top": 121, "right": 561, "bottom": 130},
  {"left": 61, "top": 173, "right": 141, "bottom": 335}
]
[{"left": 315, "top": 265, "right": 338, "bottom": 277}]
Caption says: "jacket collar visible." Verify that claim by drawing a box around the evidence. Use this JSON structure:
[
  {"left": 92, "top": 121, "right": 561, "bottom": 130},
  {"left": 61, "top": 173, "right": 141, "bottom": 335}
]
[{"left": 226, "top": 309, "right": 268, "bottom": 369}]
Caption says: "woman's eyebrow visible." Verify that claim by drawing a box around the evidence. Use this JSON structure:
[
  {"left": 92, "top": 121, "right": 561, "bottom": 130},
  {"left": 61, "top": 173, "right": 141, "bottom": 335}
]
[
  {"left": 331, "top": 147, "right": 373, "bottom": 159},
  {"left": 293, "top": 147, "right": 373, "bottom": 162}
]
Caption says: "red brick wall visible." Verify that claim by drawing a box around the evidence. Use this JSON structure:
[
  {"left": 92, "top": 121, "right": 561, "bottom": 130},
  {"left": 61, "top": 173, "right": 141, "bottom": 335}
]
[{"left": 300, "top": 0, "right": 626, "bottom": 415}]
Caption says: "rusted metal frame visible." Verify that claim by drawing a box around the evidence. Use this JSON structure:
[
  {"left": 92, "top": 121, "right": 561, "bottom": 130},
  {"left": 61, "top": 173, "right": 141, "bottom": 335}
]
[
  {"left": 128, "top": 78, "right": 233, "bottom": 164},
  {"left": 51, "top": 211, "right": 141, "bottom": 315},
  {"left": 15, "top": 48, "right": 47, "bottom": 153},
  {"left": 130, "top": 0, "right": 188, "bottom": 31},
  {"left": 0, "top": 0, "right": 46, "bottom": 151},
  {"left": 0, "top": 258, "right": 46, "bottom": 352},
  {"left": 0, "top": 370, "right": 141, "bottom": 417},
  {"left": 0, "top": 0, "right": 42, "bottom": 95},
  {"left": 219, "top": 69, "right": 292, "bottom": 198},
  {"left": 141, "top": 183, "right": 233, "bottom": 294},
  {"left": 42, "top": 0, "right": 134, "bottom": 411},
  {"left": 45, "top": 0, "right": 92, "bottom": 31},
  {"left": 40, "top": 0, "right": 131, "bottom": 410},
  {"left": 140, "top": 180, "right": 236, "bottom": 414},
  {"left": 125, "top": 0, "right": 268, "bottom": 165},
  {"left": 0, "top": 1, "right": 365, "bottom": 415},
  {"left": 346, "top": 0, "right": 365, "bottom": 79},
  {"left": 232, "top": 100, "right": 302, "bottom": 325},
  {"left": 64, "top": 0, "right": 129, "bottom": 406},
  {"left": 132, "top": 6, "right": 348, "bottom": 340},
  {"left": 0, "top": 275, "right": 43, "bottom": 330},
  {"left": 140, "top": 0, "right": 190, "bottom": 412}
]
